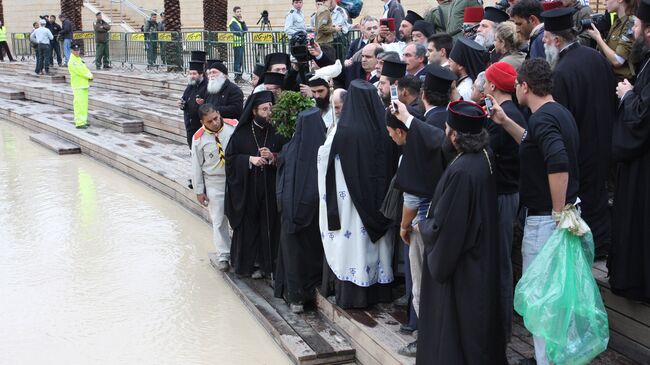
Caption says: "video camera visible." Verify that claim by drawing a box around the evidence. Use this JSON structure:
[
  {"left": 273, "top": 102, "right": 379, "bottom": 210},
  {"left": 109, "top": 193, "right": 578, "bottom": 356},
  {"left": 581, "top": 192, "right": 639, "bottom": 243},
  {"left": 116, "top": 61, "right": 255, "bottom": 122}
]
[
  {"left": 579, "top": 13, "right": 611, "bottom": 35},
  {"left": 257, "top": 10, "right": 270, "bottom": 25},
  {"left": 290, "top": 31, "right": 311, "bottom": 64},
  {"left": 463, "top": 23, "right": 480, "bottom": 39},
  {"left": 494, "top": 0, "right": 510, "bottom": 11}
]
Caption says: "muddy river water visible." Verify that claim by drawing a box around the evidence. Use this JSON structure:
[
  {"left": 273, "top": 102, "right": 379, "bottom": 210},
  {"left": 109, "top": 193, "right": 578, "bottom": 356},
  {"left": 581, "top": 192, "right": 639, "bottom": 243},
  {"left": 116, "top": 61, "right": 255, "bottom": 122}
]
[{"left": 0, "top": 122, "right": 290, "bottom": 364}]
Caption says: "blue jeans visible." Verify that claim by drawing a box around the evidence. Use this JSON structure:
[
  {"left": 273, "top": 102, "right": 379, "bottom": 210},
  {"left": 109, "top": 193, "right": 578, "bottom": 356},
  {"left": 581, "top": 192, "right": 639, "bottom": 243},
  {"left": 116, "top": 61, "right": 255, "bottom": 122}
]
[
  {"left": 63, "top": 38, "right": 72, "bottom": 64},
  {"left": 521, "top": 213, "right": 556, "bottom": 365},
  {"left": 233, "top": 46, "right": 244, "bottom": 77}
]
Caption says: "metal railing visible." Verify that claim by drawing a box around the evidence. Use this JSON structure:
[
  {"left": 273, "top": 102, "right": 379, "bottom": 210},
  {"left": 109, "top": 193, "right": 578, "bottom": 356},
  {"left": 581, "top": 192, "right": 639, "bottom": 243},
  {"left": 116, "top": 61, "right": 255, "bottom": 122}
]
[{"left": 11, "top": 30, "right": 359, "bottom": 73}]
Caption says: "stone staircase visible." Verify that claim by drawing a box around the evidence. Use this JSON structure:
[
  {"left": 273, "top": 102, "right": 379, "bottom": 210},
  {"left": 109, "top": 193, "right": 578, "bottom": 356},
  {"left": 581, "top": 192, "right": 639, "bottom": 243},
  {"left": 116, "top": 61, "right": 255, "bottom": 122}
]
[{"left": 85, "top": 0, "right": 143, "bottom": 32}]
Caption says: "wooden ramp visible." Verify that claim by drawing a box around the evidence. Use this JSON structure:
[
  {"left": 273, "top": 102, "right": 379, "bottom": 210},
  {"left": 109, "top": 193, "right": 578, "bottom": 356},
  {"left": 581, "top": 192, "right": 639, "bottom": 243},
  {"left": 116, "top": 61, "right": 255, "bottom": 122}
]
[
  {"left": 29, "top": 132, "right": 81, "bottom": 155},
  {"left": 209, "top": 255, "right": 355, "bottom": 365}
]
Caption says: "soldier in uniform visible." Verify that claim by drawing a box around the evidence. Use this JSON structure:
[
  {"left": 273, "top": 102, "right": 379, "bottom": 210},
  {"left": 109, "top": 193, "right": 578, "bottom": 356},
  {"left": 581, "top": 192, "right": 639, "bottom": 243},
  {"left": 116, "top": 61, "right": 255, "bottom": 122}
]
[
  {"left": 192, "top": 104, "right": 238, "bottom": 272},
  {"left": 586, "top": 0, "right": 636, "bottom": 81},
  {"left": 285, "top": 0, "right": 307, "bottom": 38},
  {"left": 315, "top": 0, "right": 337, "bottom": 55},
  {"left": 424, "top": 0, "right": 452, "bottom": 34}
]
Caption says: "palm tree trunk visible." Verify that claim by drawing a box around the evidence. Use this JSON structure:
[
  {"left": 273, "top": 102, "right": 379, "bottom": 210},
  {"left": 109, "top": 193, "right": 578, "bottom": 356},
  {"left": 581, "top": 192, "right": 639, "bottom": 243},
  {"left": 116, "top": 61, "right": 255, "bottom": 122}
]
[
  {"left": 0, "top": 0, "right": 5, "bottom": 24},
  {"left": 203, "top": 0, "right": 228, "bottom": 60},
  {"left": 164, "top": 0, "right": 183, "bottom": 70}
]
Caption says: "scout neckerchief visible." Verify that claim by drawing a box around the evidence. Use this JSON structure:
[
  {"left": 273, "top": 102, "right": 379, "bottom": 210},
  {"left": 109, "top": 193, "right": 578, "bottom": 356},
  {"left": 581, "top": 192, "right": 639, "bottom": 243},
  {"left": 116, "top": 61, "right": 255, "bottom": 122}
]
[{"left": 204, "top": 125, "right": 225, "bottom": 167}]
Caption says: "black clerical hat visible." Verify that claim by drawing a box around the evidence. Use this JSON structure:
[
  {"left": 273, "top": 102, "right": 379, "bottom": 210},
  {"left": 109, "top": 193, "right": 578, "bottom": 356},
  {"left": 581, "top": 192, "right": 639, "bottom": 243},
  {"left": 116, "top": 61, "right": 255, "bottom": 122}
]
[
  {"left": 190, "top": 51, "right": 207, "bottom": 62},
  {"left": 424, "top": 64, "right": 457, "bottom": 93},
  {"left": 412, "top": 20, "right": 435, "bottom": 38},
  {"left": 307, "top": 74, "right": 329, "bottom": 87},
  {"left": 253, "top": 63, "right": 266, "bottom": 77},
  {"left": 206, "top": 59, "right": 228, "bottom": 74},
  {"left": 264, "top": 52, "right": 291, "bottom": 70},
  {"left": 447, "top": 100, "right": 487, "bottom": 134},
  {"left": 263, "top": 72, "right": 285, "bottom": 86},
  {"left": 483, "top": 6, "right": 510, "bottom": 23},
  {"left": 542, "top": 8, "right": 575, "bottom": 32},
  {"left": 385, "top": 108, "right": 408, "bottom": 131},
  {"left": 189, "top": 61, "right": 204, "bottom": 72},
  {"left": 449, "top": 37, "right": 488, "bottom": 80},
  {"left": 251, "top": 90, "right": 275, "bottom": 108},
  {"left": 404, "top": 10, "right": 424, "bottom": 26},
  {"left": 638, "top": 0, "right": 650, "bottom": 22},
  {"left": 382, "top": 60, "right": 407, "bottom": 79}
]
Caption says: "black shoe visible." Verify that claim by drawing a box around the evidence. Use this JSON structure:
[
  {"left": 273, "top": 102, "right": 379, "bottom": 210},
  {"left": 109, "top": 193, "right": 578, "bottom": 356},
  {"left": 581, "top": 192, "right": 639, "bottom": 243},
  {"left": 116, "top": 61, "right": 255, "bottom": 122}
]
[
  {"left": 103, "top": 65, "right": 112, "bottom": 69},
  {"left": 400, "top": 324, "right": 415, "bottom": 334},
  {"left": 75, "top": 124, "right": 89, "bottom": 129},
  {"left": 187, "top": 179, "right": 193, "bottom": 189},
  {"left": 518, "top": 358, "right": 537, "bottom": 365},
  {"left": 393, "top": 294, "right": 409, "bottom": 307}
]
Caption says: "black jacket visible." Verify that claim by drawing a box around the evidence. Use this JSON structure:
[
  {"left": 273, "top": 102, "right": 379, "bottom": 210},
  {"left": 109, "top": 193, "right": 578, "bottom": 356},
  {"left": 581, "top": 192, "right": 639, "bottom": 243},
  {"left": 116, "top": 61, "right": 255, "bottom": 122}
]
[
  {"left": 315, "top": 51, "right": 378, "bottom": 89},
  {"left": 346, "top": 38, "right": 366, "bottom": 59},
  {"left": 60, "top": 19, "right": 73, "bottom": 40},
  {"left": 46, "top": 22, "right": 62, "bottom": 38},
  {"left": 204, "top": 79, "right": 244, "bottom": 120}
]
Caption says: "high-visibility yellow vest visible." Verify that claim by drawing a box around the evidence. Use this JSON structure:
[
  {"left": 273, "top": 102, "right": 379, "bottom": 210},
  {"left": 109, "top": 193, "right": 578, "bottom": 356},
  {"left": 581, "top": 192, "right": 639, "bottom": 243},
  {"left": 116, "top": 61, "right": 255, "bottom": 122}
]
[
  {"left": 227, "top": 18, "right": 244, "bottom": 47},
  {"left": 68, "top": 54, "right": 94, "bottom": 89},
  {"left": 0, "top": 26, "right": 7, "bottom": 42}
]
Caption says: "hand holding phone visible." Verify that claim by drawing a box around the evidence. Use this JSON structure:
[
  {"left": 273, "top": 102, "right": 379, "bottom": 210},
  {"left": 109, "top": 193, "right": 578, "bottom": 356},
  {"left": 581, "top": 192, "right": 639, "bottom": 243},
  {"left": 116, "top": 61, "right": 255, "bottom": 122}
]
[
  {"left": 484, "top": 97, "right": 494, "bottom": 116},
  {"left": 390, "top": 84, "right": 399, "bottom": 109}
]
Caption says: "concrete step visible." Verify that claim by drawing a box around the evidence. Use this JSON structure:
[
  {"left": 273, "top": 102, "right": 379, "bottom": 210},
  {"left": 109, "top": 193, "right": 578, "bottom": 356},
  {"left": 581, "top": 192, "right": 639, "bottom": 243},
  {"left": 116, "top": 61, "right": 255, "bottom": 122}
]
[
  {"left": 24, "top": 72, "right": 66, "bottom": 84},
  {"left": 89, "top": 109, "right": 143, "bottom": 133},
  {"left": 0, "top": 89, "right": 25, "bottom": 100},
  {"left": 29, "top": 132, "right": 81, "bottom": 154},
  {"left": 0, "top": 74, "right": 187, "bottom": 144},
  {"left": 140, "top": 90, "right": 181, "bottom": 108},
  {"left": 209, "top": 255, "right": 356, "bottom": 365}
]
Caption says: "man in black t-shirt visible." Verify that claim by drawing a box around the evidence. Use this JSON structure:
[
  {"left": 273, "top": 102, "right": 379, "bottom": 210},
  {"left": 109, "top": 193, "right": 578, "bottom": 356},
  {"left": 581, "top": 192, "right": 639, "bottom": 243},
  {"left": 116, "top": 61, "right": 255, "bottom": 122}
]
[
  {"left": 487, "top": 58, "right": 579, "bottom": 365},
  {"left": 483, "top": 61, "right": 527, "bottom": 344}
]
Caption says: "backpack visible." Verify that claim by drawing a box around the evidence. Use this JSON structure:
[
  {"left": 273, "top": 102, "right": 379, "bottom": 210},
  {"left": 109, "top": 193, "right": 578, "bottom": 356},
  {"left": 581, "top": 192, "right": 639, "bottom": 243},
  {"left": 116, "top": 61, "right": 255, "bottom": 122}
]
[{"left": 339, "top": 0, "right": 363, "bottom": 19}]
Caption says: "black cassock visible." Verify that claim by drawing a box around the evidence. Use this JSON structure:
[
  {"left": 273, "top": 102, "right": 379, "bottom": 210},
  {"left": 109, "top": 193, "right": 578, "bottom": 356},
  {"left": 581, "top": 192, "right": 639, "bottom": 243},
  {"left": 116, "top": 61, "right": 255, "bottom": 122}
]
[
  {"left": 553, "top": 43, "right": 617, "bottom": 255},
  {"left": 417, "top": 152, "right": 506, "bottom": 365},
  {"left": 181, "top": 78, "right": 207, "bottom": 148},
  {"left": 225, "top": 117, "right": 287, "bottom": 276},
  {"left": 204, "top": 79, "right": 244, "bottom": 120},
  {"left": 609, "top": 55, "right": 650, "bottom": 303},
  {"left": 274, "top": 108, "right": 326, "bottom": 305}
]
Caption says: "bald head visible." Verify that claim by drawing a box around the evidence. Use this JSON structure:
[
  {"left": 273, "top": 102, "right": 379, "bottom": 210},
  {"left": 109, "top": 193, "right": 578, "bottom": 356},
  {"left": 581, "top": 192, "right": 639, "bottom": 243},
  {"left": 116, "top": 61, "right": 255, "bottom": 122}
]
[
  {"left": 361, "top": 43, "right": 383, "bottom": 73},
  {"left": 332, "top": 88, "right": 347, "bottom": 118}
]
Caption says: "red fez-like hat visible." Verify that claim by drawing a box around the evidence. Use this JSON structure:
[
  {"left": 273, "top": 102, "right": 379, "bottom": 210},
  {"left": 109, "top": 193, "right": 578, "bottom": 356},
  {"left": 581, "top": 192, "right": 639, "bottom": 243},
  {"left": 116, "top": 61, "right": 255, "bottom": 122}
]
[
  {"left": 485, "top": 62, "right": 517, "bottom": 93},
  {"left": 464, "top": 6, "right": 485, "bottom": 23},
  {"left": 541, "top": 1, "right": 563, "bottom": 11}
]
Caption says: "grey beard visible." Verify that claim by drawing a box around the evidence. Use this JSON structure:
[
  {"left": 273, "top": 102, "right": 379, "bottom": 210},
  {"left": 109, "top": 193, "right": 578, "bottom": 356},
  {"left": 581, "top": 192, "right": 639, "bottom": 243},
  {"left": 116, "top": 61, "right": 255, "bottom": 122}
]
[
  {"left": 475, "top": 32, "right": 495, "bottom": 49},
  {"left": 544, "top": 44, "right": 560, "bottom": 70},
  {"left": 207, "top": 77, "right": 226, "bottom": 94},
  {"left": 187, "top": 76, "right": 202, "bottom": 86}
]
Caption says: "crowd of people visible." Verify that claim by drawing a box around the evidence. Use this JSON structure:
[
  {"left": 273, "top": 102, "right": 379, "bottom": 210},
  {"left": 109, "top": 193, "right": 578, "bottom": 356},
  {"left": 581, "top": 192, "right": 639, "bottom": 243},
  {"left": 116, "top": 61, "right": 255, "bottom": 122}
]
[
  {"left": 181, "top": 0, "right": 650, "bottom": 362},
  {"left": 7, "top": 0, "right": 644, "bottom": 362}
]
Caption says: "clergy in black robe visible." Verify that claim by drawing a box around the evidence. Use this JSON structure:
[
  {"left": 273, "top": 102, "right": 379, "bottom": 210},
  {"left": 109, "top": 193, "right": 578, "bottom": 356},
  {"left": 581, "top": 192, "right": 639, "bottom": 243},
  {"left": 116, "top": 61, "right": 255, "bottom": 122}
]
[
  {"left": 417, "top": 100, "right": 506, "bottom": 365},
  {"left": 225, "top": 91, "right": 287, "bottom": 277},
  {"left": 319, "top": 79, "right": 399, "bottom": 309},
  {"left": 181, "top": 61, "right": 208, "bottom": 148},
  {"left": 543, "top": 8, "right": 617, "bottom": 257},
  {"left": 420, "top": 64, "right": 457, "bottom": 130},
  {"left": 608, "top": 7, "right": 650, "bottom": 303},
  {"left": 274, "top": 108, "right": 326, "bottom": 310},
  {"left": 204, "top": 60, "right": 244, "bottom": 120}
]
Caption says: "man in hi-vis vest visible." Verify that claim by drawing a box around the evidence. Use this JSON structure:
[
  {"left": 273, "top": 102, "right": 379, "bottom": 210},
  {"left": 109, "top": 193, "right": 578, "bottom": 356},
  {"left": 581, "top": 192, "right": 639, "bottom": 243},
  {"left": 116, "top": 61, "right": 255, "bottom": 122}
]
[
  {"left": 68, "top": 43, "right": 93, "bottom": 129},
  {"left": 228, "top": 7, "right": 248, "bottom": 83}
]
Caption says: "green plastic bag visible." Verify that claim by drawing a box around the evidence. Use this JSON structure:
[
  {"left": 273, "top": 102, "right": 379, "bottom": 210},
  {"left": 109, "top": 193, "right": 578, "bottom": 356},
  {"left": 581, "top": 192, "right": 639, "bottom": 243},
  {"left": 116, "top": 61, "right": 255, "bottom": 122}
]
[{"left": 514, "top": 207, "right": 609, "bottom": 365}]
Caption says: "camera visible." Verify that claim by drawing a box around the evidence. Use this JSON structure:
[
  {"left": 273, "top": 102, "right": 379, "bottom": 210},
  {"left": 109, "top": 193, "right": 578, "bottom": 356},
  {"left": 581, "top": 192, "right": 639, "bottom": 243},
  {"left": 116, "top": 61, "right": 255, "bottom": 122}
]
[
  {"left": 579, "top": 13, "right": 610, "bottom": 34},
  {"left": 290, "top": 31, "right": 311, "bottom": 64},
  {"left": 463, "top": 23, "right": 480, "bottom": 38},
  {"left": 257, "top": 10, "right": 270, "bottom": 25}
]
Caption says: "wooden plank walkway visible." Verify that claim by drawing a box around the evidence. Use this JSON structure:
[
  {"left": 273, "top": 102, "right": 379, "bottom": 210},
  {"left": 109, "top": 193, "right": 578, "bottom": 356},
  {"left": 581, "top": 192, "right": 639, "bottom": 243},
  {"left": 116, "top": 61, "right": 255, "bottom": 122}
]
[{"left": 208, "top": 255, "right": 355, "bottom": 365}]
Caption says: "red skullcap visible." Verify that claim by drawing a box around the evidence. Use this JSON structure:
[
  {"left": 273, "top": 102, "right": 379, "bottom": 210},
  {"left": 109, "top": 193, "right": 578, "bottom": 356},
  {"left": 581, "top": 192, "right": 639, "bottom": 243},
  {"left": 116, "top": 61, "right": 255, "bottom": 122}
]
[
  {"left": 542, "top": 1, "right": 563, "bottom": 11},
  {"left": 485, "top": 62, "right": 517, "bottom": 93}
]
